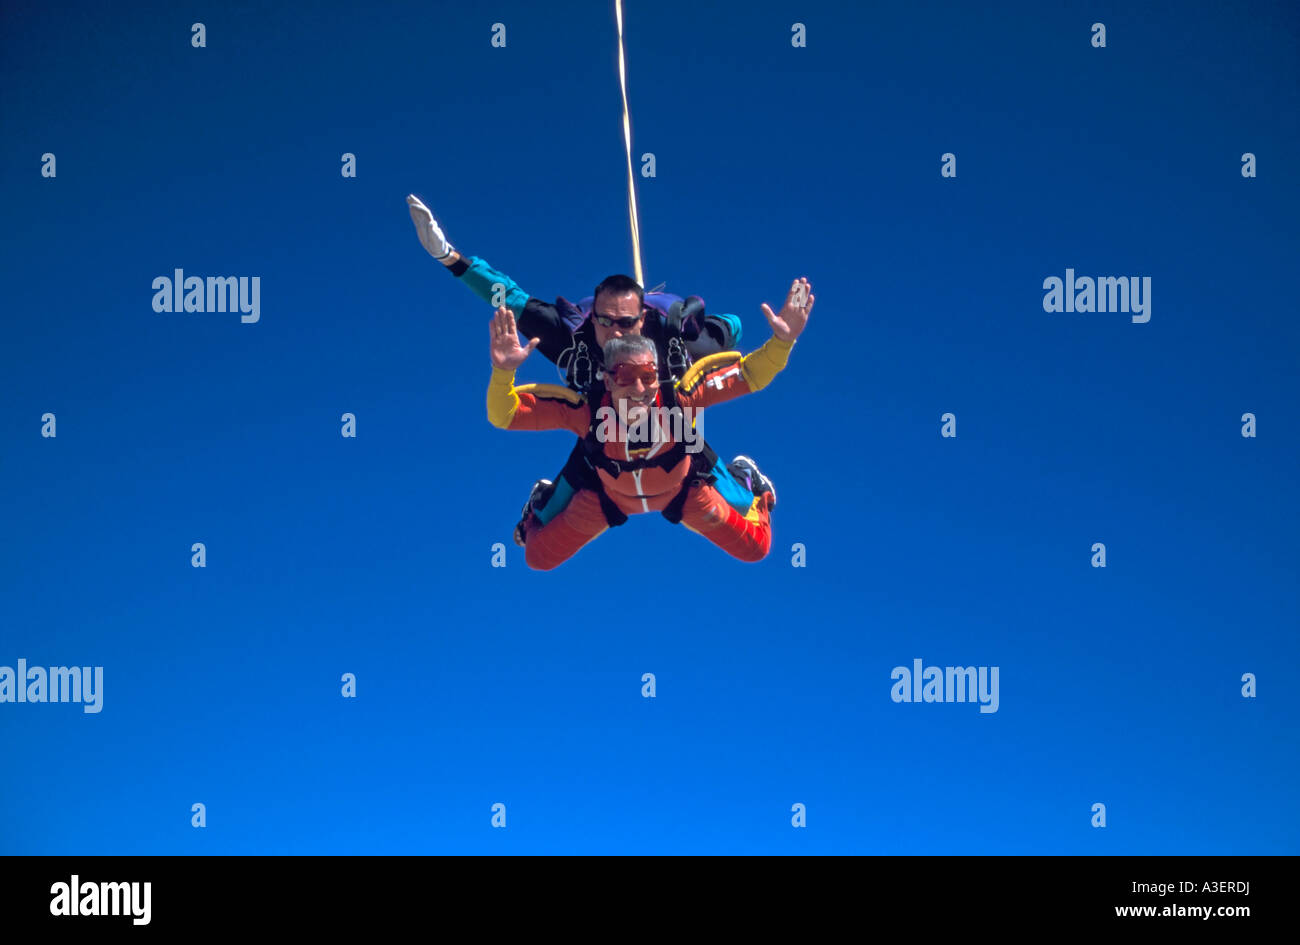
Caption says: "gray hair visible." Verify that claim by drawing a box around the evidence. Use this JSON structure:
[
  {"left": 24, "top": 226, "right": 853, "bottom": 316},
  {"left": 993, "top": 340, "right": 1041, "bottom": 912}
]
[{"left": 602, "top": 334, "right": 657, "bottom": 371}]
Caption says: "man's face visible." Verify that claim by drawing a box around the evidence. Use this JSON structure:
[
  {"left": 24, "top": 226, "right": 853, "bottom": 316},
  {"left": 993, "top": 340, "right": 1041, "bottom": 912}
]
[
  {"left": 607, "top": 352, "right": 659, "bottom": 425},
  {"left": 591, "top": 290, "right": 645, "bottom": 348}
]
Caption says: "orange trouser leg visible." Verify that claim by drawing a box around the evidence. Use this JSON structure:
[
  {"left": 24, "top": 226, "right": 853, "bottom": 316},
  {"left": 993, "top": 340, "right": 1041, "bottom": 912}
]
[
  {"left": 524, "top": 489, "right": 609, "bottom": 570},
  {"left": 678, "top": 483, "right": 773, "bottom": 562}
]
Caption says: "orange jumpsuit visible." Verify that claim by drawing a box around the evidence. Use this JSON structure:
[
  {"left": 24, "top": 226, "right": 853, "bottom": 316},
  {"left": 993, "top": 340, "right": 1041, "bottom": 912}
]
[{"left": 487, "top": 338, "right": 794, "bottom": 570}]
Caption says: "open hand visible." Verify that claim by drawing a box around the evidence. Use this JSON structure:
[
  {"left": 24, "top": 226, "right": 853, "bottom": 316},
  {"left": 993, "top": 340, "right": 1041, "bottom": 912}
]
[
  {"left": 490, "top": 305, "right": 540, "bottom": 370},
  {"left": 761, "top": 278, "right": 814, "bottom": 342}
]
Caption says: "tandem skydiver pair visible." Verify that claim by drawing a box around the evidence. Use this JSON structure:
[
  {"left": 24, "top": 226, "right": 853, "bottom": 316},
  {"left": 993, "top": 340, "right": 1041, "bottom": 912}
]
[{"left": 408, "top": 194, "right": 814, "bottom": 569}]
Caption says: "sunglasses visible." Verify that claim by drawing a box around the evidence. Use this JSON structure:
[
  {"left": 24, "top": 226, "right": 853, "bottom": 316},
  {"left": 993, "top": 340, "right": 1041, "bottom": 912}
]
[
  {"left": 593, "top": 311, "right": 644, "bottom": 329},
  {"left": 605, "top": 362, "right": 660, "bottom": 388}
]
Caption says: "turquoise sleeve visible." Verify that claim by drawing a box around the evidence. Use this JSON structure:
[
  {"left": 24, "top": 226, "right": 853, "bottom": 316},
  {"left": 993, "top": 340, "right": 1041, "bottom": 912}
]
[{"left": 460, "top": 255, "right": 532, "bottom": 316}]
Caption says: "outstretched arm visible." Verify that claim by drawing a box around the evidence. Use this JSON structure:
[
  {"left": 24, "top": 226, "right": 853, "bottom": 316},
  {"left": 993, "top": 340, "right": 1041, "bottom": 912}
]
[
  {"left": 676, "top": 279, "right": 814, "bottom": 409},
  {"left": 487, "top": 307, "right": 590, "bottom": 433},
  {"left": 408, "top": 194, "right": 527, "bottom": 310},
  {"left": 408, "top": 194, "right": 578, "bottom": 367}
]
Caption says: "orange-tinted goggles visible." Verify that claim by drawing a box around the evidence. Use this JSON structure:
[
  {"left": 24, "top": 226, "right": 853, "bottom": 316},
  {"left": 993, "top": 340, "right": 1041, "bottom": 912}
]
[{"left": 605, "top": 362, "right": 659, "bottom": 387}]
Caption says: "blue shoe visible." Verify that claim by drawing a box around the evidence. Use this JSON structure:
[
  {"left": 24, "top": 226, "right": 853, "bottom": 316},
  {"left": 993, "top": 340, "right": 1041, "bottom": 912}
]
[
  {"left": 730, "top": 456, "right": 775, "bottom": 508},
  {"left": 514, "top": 479, "right": 552, "bottom": 547}
]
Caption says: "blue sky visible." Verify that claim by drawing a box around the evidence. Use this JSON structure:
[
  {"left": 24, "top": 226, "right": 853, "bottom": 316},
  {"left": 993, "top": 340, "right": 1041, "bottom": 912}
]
[{"left": 1, "top": 0, "right": 1297, "bottom": 853}]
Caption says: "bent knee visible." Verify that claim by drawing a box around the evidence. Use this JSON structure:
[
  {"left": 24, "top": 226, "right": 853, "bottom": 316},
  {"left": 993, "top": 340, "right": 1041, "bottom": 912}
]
[{"left": 525, "top": 542, "right": 562, "bottom": 571}]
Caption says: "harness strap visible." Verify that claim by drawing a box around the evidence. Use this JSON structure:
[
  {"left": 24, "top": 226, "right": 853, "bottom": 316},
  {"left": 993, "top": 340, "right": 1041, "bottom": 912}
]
[
  {"left": 596, "top": 487, "right": 630, "bottom": 528},
  {"left": 558, "top": 432, "right": 631, "bottom": 530}
]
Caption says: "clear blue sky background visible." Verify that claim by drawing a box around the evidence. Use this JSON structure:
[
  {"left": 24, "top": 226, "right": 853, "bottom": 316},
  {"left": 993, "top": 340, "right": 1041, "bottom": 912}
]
[{"left": 2, "top": 0, "right": 1297, "bottom": 854}]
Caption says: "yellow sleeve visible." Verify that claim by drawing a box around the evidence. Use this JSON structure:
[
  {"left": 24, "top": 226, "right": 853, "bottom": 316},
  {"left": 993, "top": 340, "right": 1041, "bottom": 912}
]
[
  {"left": 738, "top": 335, "right": 795, "bottom": 392},
  {"left": 486, "top": 367, "right": 520, "bottom": 428}
]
